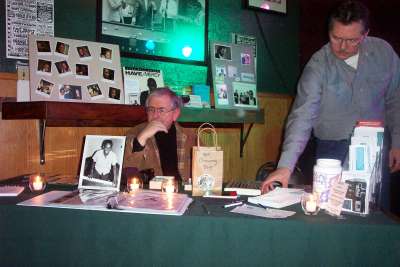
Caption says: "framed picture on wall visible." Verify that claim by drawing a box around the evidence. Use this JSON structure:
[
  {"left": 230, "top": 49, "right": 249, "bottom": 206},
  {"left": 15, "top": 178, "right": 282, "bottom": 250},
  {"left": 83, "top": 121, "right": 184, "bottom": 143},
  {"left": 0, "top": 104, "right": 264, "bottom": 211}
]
[
  {"left": 246, "top": 0, "right": 286, "bottom": 14},
  {"left": 98, "top": 0, "right": 208, "bottom": 65}
]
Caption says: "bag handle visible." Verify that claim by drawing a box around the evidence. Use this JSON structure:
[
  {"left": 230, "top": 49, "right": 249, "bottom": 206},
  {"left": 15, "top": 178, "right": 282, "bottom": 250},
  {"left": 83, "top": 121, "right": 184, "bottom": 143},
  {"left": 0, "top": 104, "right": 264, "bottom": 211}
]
[{"left": 197, "top": 123, "right": 218, "bottom": 147}]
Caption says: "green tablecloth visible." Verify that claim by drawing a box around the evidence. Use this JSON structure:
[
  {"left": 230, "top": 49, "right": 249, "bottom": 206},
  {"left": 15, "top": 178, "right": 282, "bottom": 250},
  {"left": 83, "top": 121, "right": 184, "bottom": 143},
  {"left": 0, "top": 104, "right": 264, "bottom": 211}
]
[{"left": 1, "top": 189, "right": 400, "bottom": 267}]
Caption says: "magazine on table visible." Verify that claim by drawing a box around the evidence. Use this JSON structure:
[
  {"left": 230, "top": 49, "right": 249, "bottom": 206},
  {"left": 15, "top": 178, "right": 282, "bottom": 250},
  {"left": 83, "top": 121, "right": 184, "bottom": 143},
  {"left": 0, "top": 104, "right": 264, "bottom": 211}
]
[{"left": 18, "top": 189, "right": 193, "bottom": 216}]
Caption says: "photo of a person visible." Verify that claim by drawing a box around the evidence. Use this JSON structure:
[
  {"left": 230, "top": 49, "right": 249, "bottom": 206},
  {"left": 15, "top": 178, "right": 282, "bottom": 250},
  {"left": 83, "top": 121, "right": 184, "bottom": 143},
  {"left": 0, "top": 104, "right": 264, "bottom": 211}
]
[
  {"left": 109, "top": 87, "right": 121, "bottom": 100},
  {"left": 55, "top": 61, "right": 71, "bottom": 74},
  {"left": 76, "top": 64, "right": 89, "bottom": 76},
  {"left": 89, "top": 139, "right": 118, "bottom": 183},
  {"left": 100, "top": 47, "right": 112, "bottom": 60},
  {"left": 214, "top": 44, "right": 231, "bottom": 60},
  {"left": 77, "top": 46, "right": 91, "bottom": 58},
  {"left": 37, "top": 40, "right": 51, "bottom": 53},
  {"left": 87, "top": 84, "right": 103, "bottom": 98},
  {"left": 59, "top": 85, "right": 82, "bottom": 100},
  {"left": 79, "top": 135, "right": 125, "bottom": 191},
  {"left": 103, "top": 68, "right": 115, "bottom": 80},
  {"left": 55, "top": 42, "right": 69, "bottom": 55},
  {"left": 139, "top": 77, "right": 158, "bottom": 105},
  {"left": 120, "top": 0, "right": 134, "bottom": 24},
  {"left": 37, "top": 59, "right": 52, "bottom": 73},
  {"left": 241, "top": 53, "right": 251, "bottom": 65},
  {"left": 36, "top": 79, "right": 54, "bottom": 96}
]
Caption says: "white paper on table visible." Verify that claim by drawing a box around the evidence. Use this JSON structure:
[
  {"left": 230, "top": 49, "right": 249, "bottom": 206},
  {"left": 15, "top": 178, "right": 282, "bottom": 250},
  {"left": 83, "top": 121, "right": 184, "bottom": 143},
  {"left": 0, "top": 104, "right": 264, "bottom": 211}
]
[
  {"left": 326, "top": 181, "right": 349, "bottom": 216},
  {"left": 230, "top": 204, "right": 296, "bottom": 218},
  {"left": 247, "top": 187, "right": 304, "bottom": 209}
]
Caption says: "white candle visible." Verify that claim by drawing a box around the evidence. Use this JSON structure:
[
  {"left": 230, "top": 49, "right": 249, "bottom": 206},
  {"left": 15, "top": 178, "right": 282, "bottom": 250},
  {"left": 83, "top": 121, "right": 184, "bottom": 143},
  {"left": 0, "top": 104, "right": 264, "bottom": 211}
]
[
  {"left": 32, "top": 177, "right": 44, "bottom": 191},
  {"left": 129, "top": 182, "right": 140, "bottom": 191},
  {"left": 306, "top": 199, "right": 317, "bottom": 213},
  {"left": 165, "top": 184, "right": 175, "bottom": 194}
]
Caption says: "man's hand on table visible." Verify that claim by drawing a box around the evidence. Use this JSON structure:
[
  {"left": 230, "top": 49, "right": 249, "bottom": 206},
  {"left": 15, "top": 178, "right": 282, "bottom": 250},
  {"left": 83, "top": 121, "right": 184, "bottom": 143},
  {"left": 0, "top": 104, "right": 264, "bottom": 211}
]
[{"left": 261, "top": 167, "right": 291, "bottom": 194}]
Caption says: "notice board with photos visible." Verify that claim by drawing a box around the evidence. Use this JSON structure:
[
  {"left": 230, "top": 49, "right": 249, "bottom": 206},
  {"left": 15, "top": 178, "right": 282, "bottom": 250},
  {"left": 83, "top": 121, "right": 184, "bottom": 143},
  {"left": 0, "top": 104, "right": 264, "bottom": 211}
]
[
  {"left": 210, "top": 41, "right": 258, "bottom": 109},
  {"left": 28, "top": 35, "right": 124, "bottom": 104}
]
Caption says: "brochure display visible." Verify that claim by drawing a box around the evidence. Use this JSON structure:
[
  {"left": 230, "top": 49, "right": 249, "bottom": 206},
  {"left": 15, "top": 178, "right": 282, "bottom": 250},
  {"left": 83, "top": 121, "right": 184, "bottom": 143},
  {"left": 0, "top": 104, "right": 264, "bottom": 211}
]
[
  {"left": 122, "top": 67, "right": 164, "bottom": 105},
  {"left": 210, "top": 41, "right": 257, "bottom": 109},
  {"left": 29, "top": 35, "right": 124, "bottom": 104}
]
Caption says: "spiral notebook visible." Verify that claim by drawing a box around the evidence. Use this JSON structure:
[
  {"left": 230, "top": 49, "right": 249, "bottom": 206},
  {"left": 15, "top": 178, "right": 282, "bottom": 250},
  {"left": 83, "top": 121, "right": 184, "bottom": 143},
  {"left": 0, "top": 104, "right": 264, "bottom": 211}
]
[{"left": 0, "top": 185, "right": 25, "bottom": 197}]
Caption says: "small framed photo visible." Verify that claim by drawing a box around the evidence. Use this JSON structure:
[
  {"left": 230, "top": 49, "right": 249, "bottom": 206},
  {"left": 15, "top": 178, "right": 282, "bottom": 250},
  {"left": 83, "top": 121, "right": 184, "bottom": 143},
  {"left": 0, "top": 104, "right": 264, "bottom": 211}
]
[
  {"left": 37, "top": 59, "right": 52, "bottom": 74},
  {"left": 75, "top": 64, "right": 89, "bottom": 77},
  {"left": 241, "top": 53, "right": 251, "bottom": 65},
  {"left": 77, "top": 45, "right": 91, "bottom": 59},
  {"left": 87, "top": 83, "right": 103, "bottom": 99},
  {"left": 55, "top": 60, "right": 71, "bottom": 74},
  {"left": 214, "top": 44, "right": 232, "bottom": 60},
  {"left": 59, "top": 84, "right": 82, "bottom": 100},
  {"left": 55, "top": 41, "right": 69, "bottom": 56},
  {"left": 102, "top": 67, "right": 115, "bottom": 81},
  {"left": 100, "top": 47, "right": 112, "bottom": 61},
  {"left": 79, "top": 135, "right": 126, "bottom": 192},
  {"left": 36, "top": 79, "right": 54, "bottom": 97},
  {"left": 108, "top": 87, "right": 121, "bottom": 100},
  {"left": 37, "top": 40, "right": 51, "bottom": 53}
]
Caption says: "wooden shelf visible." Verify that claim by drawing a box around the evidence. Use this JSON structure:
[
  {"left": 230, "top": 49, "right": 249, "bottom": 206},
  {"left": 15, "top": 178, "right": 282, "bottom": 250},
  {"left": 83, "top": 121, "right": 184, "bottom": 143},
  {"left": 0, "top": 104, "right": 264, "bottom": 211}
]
[{"left": 2, "top": 101, "right": 265, "bottom": 162}]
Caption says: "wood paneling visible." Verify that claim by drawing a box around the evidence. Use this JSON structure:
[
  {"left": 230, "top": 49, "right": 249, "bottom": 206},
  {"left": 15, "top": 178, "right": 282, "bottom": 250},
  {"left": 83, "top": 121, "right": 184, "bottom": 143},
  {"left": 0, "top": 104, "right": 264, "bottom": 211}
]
[{"left": 0, "top": 73, "right": 292, "bottom": 181}]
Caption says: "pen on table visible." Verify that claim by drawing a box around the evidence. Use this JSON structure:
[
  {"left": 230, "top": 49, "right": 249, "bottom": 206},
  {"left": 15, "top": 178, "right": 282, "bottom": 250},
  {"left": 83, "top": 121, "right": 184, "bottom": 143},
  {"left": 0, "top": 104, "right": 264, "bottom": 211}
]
[
  {"left": 224, "top": 201, "right": 243, "bottom": 208},
  {"left": 257, "top": 203, "right": 269, "bottom": 210},
  {"left": 202, "top": 203, "right": 210, "bottom": 215}
]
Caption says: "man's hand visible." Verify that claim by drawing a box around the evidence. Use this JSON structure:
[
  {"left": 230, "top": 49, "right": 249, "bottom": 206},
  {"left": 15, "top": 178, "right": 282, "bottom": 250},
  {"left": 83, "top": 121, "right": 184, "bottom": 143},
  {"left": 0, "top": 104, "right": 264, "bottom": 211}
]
[
  {"left": 137, "top": 120, "right": 168, "bottom": 146},
  {"left": 389, "top": 148, "right": 400, "bottom": 173},
  {"left": 261, "top": 167, "right": 291, "bottom": 194}
]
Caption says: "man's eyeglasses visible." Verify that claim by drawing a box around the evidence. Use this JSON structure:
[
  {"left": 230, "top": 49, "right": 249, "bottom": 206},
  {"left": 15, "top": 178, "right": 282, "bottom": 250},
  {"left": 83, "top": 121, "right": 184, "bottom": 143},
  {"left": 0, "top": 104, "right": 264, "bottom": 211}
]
[
  {"left": 145, "top": 106, "right": 175, "bottom": 115},
  {"left": 329, "top": 34, "right": 364, "bottom": 46}
]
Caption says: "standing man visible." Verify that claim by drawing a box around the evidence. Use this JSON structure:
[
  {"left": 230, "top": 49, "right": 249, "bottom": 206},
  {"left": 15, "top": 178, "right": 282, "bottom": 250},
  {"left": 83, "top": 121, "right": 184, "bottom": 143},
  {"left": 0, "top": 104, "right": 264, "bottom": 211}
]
[
  {"left": 261, "top": 1, "right": 400, "bottom": 211},
  {"left": 124, "top": 87, "right": 196, "bottom": 183}
]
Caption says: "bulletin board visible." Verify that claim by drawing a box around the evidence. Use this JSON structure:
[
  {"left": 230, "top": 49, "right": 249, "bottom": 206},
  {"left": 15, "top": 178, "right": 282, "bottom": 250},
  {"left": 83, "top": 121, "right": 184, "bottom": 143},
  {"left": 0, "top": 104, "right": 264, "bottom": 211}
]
[
  {"left": 210, "top": 41, "right": 258, "bottom": 109},
  {"left": 28, "top": 35, "right": 124, "bottom": 104}
]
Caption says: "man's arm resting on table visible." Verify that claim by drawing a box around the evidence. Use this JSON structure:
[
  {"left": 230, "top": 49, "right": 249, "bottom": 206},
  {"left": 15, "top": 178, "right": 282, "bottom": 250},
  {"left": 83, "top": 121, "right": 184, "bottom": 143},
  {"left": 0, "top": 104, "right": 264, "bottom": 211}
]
[{"left": 261, "top": 167, "right": 291, "bottom": 194}]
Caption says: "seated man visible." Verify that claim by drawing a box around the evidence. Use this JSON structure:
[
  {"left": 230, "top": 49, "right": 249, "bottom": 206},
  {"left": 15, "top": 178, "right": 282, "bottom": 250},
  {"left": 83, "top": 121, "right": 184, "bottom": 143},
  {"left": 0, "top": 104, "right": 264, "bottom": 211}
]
[
  {"left": 90, "top": 139, "right": 118, "bottom": 183},
  {"left": 124, "top": 87, "right": 196, "bottom": 183}
]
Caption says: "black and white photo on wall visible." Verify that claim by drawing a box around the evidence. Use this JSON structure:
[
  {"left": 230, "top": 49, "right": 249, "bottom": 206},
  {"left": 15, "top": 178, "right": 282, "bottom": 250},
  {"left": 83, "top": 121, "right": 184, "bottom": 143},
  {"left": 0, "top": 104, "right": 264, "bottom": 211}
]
[{"left": 99, "top": 0, "right": 208, "bottom": 65}]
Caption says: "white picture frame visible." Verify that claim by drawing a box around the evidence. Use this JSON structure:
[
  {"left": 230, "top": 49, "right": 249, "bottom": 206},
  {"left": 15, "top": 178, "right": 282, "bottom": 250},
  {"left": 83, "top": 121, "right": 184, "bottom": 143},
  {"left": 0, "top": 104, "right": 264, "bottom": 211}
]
[{"left": 79, "top": 135, "right": 126, "bottom": 192}]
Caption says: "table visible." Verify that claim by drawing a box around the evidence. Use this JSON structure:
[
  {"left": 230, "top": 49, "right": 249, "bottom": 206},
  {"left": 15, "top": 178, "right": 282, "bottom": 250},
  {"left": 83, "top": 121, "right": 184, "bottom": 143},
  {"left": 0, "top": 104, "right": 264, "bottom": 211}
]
[{"left": 1, "top": 185, "right": 400, "bottom": 267}]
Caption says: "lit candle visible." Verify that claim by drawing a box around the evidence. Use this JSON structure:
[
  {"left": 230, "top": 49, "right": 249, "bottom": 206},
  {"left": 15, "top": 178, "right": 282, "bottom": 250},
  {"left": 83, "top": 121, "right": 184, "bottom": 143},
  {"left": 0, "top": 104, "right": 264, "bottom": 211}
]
[
  {"left": 306, "top": 195, "right": 317, "bottom": 213},
  {"left": 128, "top": 177, "right": 141, "bottom": 192},
  {"left": 164, "top": 181, "right": 175, "bottom": 194},
  {"left": 32, "top": 176, "right": 44, "bottom": 191}
]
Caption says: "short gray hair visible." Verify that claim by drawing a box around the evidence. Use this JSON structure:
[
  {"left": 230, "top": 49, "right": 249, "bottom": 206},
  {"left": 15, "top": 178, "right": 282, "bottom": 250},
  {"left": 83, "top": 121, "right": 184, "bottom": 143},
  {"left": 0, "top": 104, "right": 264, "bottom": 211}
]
[{"left": 145, "top": 87, "right": 182, "bottom": 109}]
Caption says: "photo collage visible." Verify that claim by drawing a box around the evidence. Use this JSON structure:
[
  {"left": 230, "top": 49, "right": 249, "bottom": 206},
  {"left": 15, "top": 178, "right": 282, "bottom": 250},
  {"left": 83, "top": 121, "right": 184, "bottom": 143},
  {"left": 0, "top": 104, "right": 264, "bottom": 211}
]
[
  {"left": 29, "top": 35, "right": 123, "bottom": 104},
  {"left": 211, "top": 41, "right": 257, "bottom": 109}
]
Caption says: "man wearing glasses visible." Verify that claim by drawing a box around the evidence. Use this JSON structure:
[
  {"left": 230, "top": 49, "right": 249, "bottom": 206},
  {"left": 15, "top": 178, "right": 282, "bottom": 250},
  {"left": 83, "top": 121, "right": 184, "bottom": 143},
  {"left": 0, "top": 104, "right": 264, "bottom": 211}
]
[
  {"left": 262, "top": 1, "right": 400, "bottom": 211},
  {"left": 124, "top": 87, "right": 196, "bottom": 183}
]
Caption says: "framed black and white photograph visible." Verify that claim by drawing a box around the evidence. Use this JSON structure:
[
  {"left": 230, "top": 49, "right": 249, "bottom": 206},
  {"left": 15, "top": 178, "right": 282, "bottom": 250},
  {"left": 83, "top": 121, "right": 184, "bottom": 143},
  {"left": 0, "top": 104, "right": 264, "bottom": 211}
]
[
  {"left": 79, "top": 135, "right": 126, "bottom": 192},
  {"left": 246, "top": 0, "right": 286, "bottom": 14},
  {"left": 214, "top": 44, "right": 231, "bottom": 60},
  {"left": 98, "top": 0, "right": 208, "bottom": 65}
]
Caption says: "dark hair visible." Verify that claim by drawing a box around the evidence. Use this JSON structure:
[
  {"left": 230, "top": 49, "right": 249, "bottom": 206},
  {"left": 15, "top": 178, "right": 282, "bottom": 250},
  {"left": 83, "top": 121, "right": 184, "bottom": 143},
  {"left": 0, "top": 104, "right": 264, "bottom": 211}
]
[
  {"left": 101, "top": 139, "right": 113, "bottom": 149},
  {"left": 329, "top": 1, "right": 370, "bottom": 33},
  {"left": 147, "top": 78, "right": 157, "bottom": 90},
  {"left": 145, "top": 87, "right": 182, "bottom": 109}
]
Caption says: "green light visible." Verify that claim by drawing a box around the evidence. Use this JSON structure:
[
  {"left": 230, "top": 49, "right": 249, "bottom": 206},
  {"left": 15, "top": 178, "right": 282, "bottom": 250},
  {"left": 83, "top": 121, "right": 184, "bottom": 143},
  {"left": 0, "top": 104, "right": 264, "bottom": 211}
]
[{"left": 182, "top": 46, "right": 192, "bottom": 57}]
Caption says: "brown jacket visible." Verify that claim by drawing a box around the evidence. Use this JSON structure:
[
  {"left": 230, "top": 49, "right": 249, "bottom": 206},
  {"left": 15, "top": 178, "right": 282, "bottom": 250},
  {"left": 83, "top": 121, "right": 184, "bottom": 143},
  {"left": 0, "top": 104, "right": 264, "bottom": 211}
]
[{"left": 123, "top": 122, "right": 197, "bottom": 182}]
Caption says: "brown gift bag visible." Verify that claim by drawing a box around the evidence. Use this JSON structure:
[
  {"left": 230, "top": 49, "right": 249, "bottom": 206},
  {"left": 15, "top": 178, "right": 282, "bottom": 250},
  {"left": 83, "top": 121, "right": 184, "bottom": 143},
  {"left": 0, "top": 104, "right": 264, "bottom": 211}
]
[{"left": 192, "top": 123, "right": 223, "bottom": 196}]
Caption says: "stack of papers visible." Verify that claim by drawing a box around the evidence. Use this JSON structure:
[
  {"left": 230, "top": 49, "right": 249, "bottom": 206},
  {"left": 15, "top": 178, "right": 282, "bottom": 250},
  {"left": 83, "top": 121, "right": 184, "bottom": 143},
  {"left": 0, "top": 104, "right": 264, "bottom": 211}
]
[
  {"left": 0, "top": 185, "right": 25, "bottom": 197},
  {"left": 248, "top": 187, "right": 304, "bottom": 209}
]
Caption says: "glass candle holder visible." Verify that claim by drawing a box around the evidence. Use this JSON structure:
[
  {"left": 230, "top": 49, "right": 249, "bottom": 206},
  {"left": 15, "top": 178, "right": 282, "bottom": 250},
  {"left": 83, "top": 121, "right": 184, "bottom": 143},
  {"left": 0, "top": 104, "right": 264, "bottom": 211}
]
[
  {"left": 29, "top": 174, "right": 47, "bottom": 193},
  {"left": 161, "top": 178, "right": 178, "bottom": 194},
  {"left": 127, "top": 176, "right": 143, "bottom": 193},
  {"left": 301, "top": 192, "right": 320, "bottom": 215}
]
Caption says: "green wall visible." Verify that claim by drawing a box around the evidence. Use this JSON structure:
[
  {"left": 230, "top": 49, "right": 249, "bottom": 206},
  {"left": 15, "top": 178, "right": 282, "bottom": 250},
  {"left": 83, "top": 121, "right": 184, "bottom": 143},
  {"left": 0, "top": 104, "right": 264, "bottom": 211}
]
[{"left": 1, "top": 0, "right": 299, "bottom": 94}]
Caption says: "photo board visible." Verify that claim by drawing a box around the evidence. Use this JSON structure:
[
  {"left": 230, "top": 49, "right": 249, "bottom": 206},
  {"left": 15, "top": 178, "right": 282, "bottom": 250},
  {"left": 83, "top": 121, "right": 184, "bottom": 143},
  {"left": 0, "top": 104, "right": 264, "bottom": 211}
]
[
  {"left": 210, "top": 41, "right": 258, "bottom": 109},
  {"left": 29, "top": 35, "right": 124, "bottom": 104}
]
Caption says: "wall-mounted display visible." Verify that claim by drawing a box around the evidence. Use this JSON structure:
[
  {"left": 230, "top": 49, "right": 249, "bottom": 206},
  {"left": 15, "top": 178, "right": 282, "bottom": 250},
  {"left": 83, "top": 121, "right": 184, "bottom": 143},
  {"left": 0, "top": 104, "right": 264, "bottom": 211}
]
[
  {"left": 98, "top": 0, "right": 208, "bottom": 65},
  {"left": 210, "top": 41, "right": 258, "bottom": 109},
  {"left": 246, "top": 0, "right": 286, "bottom": 14},
  {"left": 29, "top": 35, "right": 124, "bottom": 104}
]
